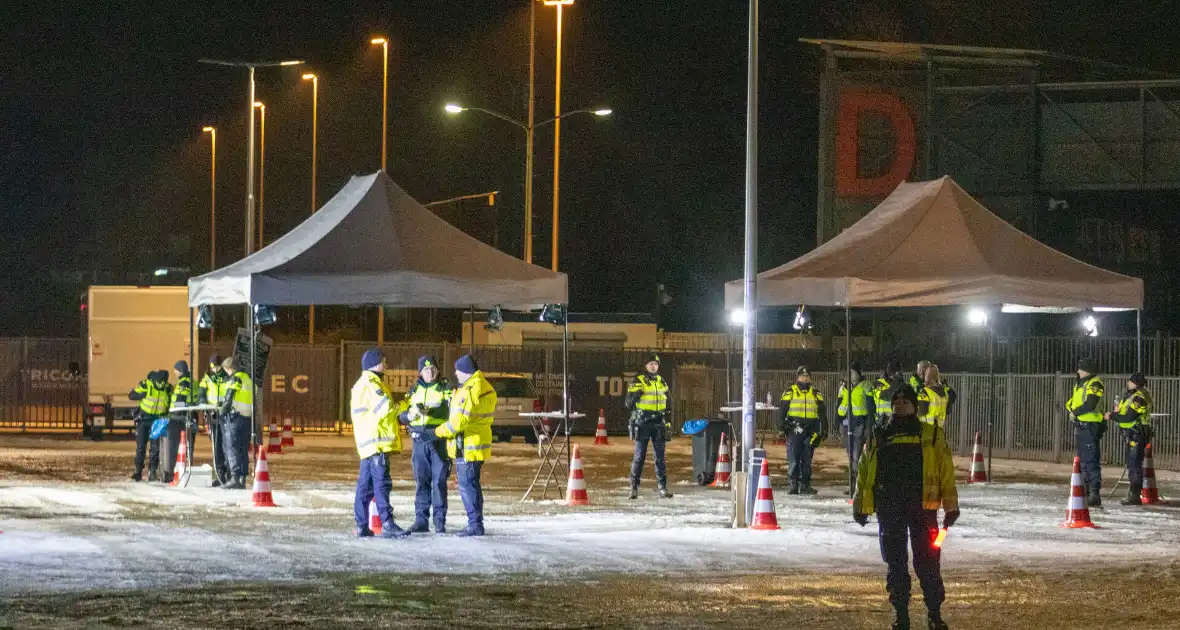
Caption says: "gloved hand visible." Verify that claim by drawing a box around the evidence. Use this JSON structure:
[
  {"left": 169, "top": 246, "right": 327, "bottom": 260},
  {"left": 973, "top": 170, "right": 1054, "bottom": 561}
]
[
  {"left": 794, "top": 425, "right": 805, "bottom": 434},
  {"left": 943, "top": 510, "right": 960, "bottom": 528},
  {"left": 810, "top": 433, "right": 822, "bottom": 447},
  {"left": 407, "top": 406, "right": 421, "bottom": 421},
  {"left": 853, "top": 512, "right": 869, "bottom": 527}
]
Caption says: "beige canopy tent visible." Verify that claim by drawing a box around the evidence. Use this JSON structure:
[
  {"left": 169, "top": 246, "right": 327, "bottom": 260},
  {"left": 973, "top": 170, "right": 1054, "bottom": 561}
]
[{"left": 724, "top": 176, "right": 1143, "bottom": 310}]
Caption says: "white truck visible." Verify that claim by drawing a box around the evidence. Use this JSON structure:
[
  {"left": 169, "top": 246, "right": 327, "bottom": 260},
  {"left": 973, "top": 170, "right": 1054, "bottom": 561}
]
[{"left": 82, "top": 286, "right": 193, "bottom": 439}]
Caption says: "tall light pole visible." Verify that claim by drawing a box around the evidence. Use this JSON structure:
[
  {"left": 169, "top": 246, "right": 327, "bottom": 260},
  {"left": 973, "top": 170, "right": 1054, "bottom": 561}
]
[
  {"left": 253, "top": 101, "right": 266, "bottom": 250},
  {"left": 740, "top": 0, "right": 760, "bottom": 492},
  {"left": 543, "top": 0, "right": 574, "bottom": 272},
  {"left": 202, "top": 126, "right": 217, "bottom": 341},
  {"left": 370, "top": 36, "right": 390, "bottom": 343},
  {"left": 443, "top": 102, "right": 610, "bottom": 261},
  {"left": 302, "top": 73, "right": 319, "bottom": 343},
  {"left": 197, "top": 59, "right": 303, "bottom": 261},
  {"left": 526, "top": 0, "right": 537, "bottom": 263}
]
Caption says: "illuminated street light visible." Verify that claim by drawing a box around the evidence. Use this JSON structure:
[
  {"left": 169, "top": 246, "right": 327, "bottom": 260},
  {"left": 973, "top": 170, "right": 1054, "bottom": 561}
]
[
  {"left": 968, "top": 308, "right": 989, "bottom": 327},
  {"left": 370, "top": 36, "right": 390, "bottom": 343},
  {"left": 252, "top": 101, "right": 267, "bottom": 250},
  {"left": 1083, "top": 315, "right": 1099, "bottom": 337},
  {"left": 729, "top": 308, "right": 747, "bottom": 326},
  {"left": 302, "top": 72, "right": 319, "bottom": 343}
]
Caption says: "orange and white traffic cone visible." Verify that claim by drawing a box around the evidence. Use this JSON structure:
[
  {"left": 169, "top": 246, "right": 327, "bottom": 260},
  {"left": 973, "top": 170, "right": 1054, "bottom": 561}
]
[
  {"left": 594, "top": 409, "right": 610, "bottom": 445},
  {"left": 281, "top": 417, "right": 295, "bottom": 448},
  {"left": 566, "top": 444, "right": 590, "bottom": 506},
  {"left": 368, "top": 498, "right": 383, "bottom": 535},
  {"left": 251, "top": 445, "right": 278, "bottom": 507},
  {"left": 1141, "top": 443, "right": 1160, "bottom": 504},
  {"left": 750, "top": 458, "right": 781, "bottom": 530},
  {"left": 968, "top": 432, "right": 988, "bottom": 483},
  {"left": 267, "top": 423, "right": 283, "bottom": 454},
  {"left": 710, "top": 432, "right": 731, "bottom": 488},
  {"left": 1062, "top": 456, "right": 1096, "bottom": 528},
  {"left": 169, "top": 430, "right": 188, "bottom": 487}
]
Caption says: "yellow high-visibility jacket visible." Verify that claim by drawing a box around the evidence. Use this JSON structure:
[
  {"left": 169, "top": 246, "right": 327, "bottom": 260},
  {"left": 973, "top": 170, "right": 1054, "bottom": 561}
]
[
  {"left": 853, "top": 421, "right": 958, "bottom": 515},
  {"left": 435, "top": 370, "right": 497, "bottom": 462},
  {"left": 351, "top": 370, "right": 403, "bottom": 459}
]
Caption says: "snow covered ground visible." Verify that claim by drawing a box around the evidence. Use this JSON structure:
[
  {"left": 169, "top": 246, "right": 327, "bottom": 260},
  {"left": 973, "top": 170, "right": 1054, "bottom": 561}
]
[{"left": 3, "top": 468, "right": 1179, "bottom": 595}]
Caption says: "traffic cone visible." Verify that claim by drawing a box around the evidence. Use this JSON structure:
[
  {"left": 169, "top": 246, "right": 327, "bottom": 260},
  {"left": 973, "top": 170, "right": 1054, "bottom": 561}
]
[
  {"left": 968, "top": 432, "right": 988, "bottom": 483},
  {"left": 1141, "top": 443, "right": 1160, "bottom": 504},
  {"left": 281, "top": 417, "right": 295, "bottom": 448},
  {"left": 594, "top": 409, "right": 610, "bottom": 445},
  {"left": 169, "top": 430, "right": 188, "bottom": 487},
  {"left": 251, "top": 445, "right": 278, "bottom": 507},
  {"left": 750, "top": 458, "right": 781, "bottom": 530},
  {"left": 267, "top": 423, "right": 283, "bottom": 454},
  {"left": 368, "top": 498, "right": 383, "bottom": 535},
  {"left": 565, "top": 444, "right": 590, "bottom": 506},
  {"left": 710, "top": 432, "right": 731, "bottom": 488},
  {"left": 1061, "top": 456, "right": 1096, "bottom": 528}
]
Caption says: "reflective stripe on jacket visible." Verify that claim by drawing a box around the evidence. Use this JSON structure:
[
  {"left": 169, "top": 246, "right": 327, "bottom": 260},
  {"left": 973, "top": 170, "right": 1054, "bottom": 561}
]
[
  {"left": 134, "top": 379, "right": 172, "bottom": 416},
  {"left": 1067, "top": 375, "right": 1105, "bottom": 423},
  {"left": 174, "top": 375, "right": 192, "bottom": 407},
  {"left": 406, "top": 381, "right": 452, "bottom": 427},
  {"left": 225, "top": 372, "right": 255, "bottom": 417},
  {"left": 435, "top": 370, "right": 497, "bottom": 461},
  {"left": 199, "top": 370, "right": 227, "bottom": 405},
  {"left": 351, "top": 371, "right": 403, "bottom": 458},
  {"left": 628, "top": 374, "right": 668, "bottom": 412},
  {"left": 872, "top": 378, "right": 893, "bottom": 416},
  {"left": 838, "top": 380, "right": 870, "bottom": 417},
  {"left": 918, "top": 386, "right": 949, "bottom": 427},
  {"left": 781, "top": 384, "right": 823, "bottom": 419},
  {"left": 853, "top": 422, "right": 958, "bottom": 515},
  {"left": 1116, "top": 388, "right": 1152, "bottom": 429}
]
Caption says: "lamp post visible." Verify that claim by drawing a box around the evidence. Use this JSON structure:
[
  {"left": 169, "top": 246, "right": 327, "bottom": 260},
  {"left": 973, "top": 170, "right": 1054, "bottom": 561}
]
[
  {"left": 968, "top": 307, "right": 995, "bottom": 480},
  {"left": 252, "top": 101, "right": 266, "bottom": 250},
  {"left": 202, "top": 126, "right": 216, "bottom": 341},
  {"left": 443, "top": 103, "right": 610, "bottom": 261},
  {"left": 370, "top": 36, "right": 390, "bottom": 343},
  {"left": 543, "top": 0, "right": 574, "bottom": 272},
  {"left": 739, "top": 0, "right": 759, "bottom": 489},
  {"left": 302, "top": 73, "right": 318, "bottom": 343},
  {"left": 197, "top": 59, "right": 303, "bottom": 261}
]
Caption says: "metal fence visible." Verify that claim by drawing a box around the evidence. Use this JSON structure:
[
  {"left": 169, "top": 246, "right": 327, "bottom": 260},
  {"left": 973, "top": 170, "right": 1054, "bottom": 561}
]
[{"left": 1, "top": 336, "right": 1177, "bottom": 473}]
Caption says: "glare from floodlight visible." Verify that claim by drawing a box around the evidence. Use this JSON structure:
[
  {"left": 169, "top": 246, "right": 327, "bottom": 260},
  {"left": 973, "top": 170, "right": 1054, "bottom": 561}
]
[
  {"left": 1082, "top": 315, "right": 1099, "bottom": 337},
  {"left": 728, "top": 309, "right": 746, "bottom": 326},
  {"left": 444, "top": 103, "right": 465, "bottom": 114},
  {"left": 968, "top": 308, "right": 989, "bottom": 327},
  {"left": 592, "top": 108, "right": 612, "bottom": 116},
  {"left": 154, "top": 268, "right": 168, "bottom": 277},
  {"left": 792, "top": 305, "right": 807, "bottom": 331}
]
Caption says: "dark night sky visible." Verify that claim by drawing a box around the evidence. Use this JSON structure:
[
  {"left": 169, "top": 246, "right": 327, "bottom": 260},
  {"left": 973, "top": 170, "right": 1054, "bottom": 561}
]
[{"left": 3, "top": 1, "right": 1180, "bottom": 335}]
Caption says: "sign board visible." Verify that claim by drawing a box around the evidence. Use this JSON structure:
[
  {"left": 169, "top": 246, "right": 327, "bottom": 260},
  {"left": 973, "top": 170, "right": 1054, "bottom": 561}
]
[{"left": 233, "top": 328, "right": 273, "bottom": 383}]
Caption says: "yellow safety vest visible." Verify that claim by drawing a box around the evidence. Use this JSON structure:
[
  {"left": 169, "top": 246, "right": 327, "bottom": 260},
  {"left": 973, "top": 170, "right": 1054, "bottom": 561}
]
[
  {"left": 918, "top": 386, "right": 949, "bottom": 427},
  {"left": 436, "top": 370, "right": 497, "bottom": 461},
  {"left": 134, "top": 379, "right": 172, "bottom": 416},
  {"left": 781, "top": 384, "right": 822, "bottom": 419},
  {"left": 838, "top": 381, "right": 870, "bottom": 417},
  {"left": 405, "top": 381, "right": 452, "bottom": 427},
  {"left": 1067, "top": 375, "right": 1104, "bottom": 423},
  {"left": 1115, "top": 388, "right": 1151, "bottom": 429},
  {"left": 200, "top": 369, "right": 228, "bottom": 405},
  {"left": 351, "top": 370, "right": 403, "bottom": 458},
  {"left": 853, "top": 422, "right": 959, "bottom": 516},
  {"left": 629, "top": 374, "right": 668, "bottom": 413},
  {"left": 225, "top": 372, "right": 255, "bottom": 418},
  {"left": 872, "top": 378, "right": 893, "bottom": 416}
]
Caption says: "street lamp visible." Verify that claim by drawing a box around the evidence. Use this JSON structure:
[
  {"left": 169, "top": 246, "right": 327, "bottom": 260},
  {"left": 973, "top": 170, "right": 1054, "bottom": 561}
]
[
  {"left": 197, "top": 58, "right": 303, "bottom": 260},
  {"left": 543, "top": 0, "right": 575, "bottom": 272},
  {"left": 370, "top": 36, "right": 390, "bottom": 344},
  {"left": 726, "top": 309, "right": 746, "bottom": 403},
  {"left": 201, "top": 125, "right": 216, "bottom": 340},
  {"left": 443, "top": 103, "right": 610, "bottom": 262},
  {"left": 302, "top": 73, "right": 319, "bottom": 343},
  {"left": 968, "top": 306, "right": 997, "bottom": 481},
  {"left": 252, "top": 101, "right": 266, "bottom": 250}
]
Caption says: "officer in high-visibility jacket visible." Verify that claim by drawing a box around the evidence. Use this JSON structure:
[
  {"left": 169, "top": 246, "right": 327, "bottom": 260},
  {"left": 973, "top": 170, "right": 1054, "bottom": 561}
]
[
  {"left": 218, "top": 357, "right": 254, "bottom": 490},
  {"left": 854, "top": 386, "right": 958, "bottom": 630},
  {"left": 161, "top": 360, "right": 195, "bottom": 484},
  {"left": 397, "top": 355, "right": 453, "bottom": 534},
  {"left": 626, "top": 353, "right": 672, "bottom": 500},
  {"left": 908, "top": 360, "right": 931, "bottom": 393},
  {"left": 779, "top": 366, "right": 826, "bottom": 495},
  {"left": 1106, "top": 372, "right": 1153, "bottom": 506},
  {"left": 916, "top": 365, "right": 957, "bottom": 431},
  {"left": 196, "top": 354, "right": 230, "bottom": 486},
  {"left": 1066, "top": 357, "right": 1106, "bottom": 506},
  {"left": 128, "top": 369, "right": 173, "bottom": 482},
  {"left": 435, "top": 354, "right": 496, "bottom": 537},
  {"left": 872, "top": 361, "right": 906, "bottom": 428},
  {"left": 351, "top": 349, "right": 410, "bottom": 538},
  {"left": 839, "top": 361, "right": 873, "bottom": 496}
]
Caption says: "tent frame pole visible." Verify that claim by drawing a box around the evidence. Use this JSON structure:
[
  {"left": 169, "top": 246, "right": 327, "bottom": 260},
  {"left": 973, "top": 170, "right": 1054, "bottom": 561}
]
[
  {"left": 845, "top": 304, "right": 853, "bottom": 496},
  {"left": 563, "top": 310, "right": 570, "bottom": 469},
  {"left": 986, "top": 325, "right": 995, "bottom": 481},
  {"left": 1136, "top": 309, "right": 1142, "bottom": 373}
]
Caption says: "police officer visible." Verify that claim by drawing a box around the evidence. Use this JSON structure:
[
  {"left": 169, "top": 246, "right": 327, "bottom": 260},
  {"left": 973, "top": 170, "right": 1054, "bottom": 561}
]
[
  {"left": 854, "top": 386, "right": 958, "bottom": 630},
  {"left": 196, "top": 354, "right": 229, "bottom": 487},
  {"left": 1106, "top": 372, "right": 1152, "bottom": 506},
  {"left": 398, "top": 355, "right": 453, "bottom": 534},
  {"left": 839, "top": 361, "right": 872, "bottom": 496},
  {"left": 909, "top": 360, "right": 931, "bottom": 393},
  {"left": 219, "top": 357, "right": 254, "bottom": 490},
  {"left": 872, "top": 361, "right": 906, "bottom": 428},
  {"left": 626, "top": 353, "right": 672, "bottom": 500},
  {"left": 780, "top": 366, "right": 826, "bottom": 495},
  {"left": 436, "top": 354, "right": 496, "bottom": 537},
  {"left": 128, "top": 369, "right": 173, "bottom": 482},
  {"left": 916, "top": 365, "right": 956, "bottom": 432},
  {"left": 161, "top": 360, "right": 195, "bottom": 484},
  {"left": 1066, "top": 357, "right": 1105, "bottom": 507},
  {"left": 351, "top": 349, "right": 410, "bottom": 539}
]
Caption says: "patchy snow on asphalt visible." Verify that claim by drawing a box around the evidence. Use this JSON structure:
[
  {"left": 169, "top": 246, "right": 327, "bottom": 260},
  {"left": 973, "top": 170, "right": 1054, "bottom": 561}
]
[{"left": 2, "top": 478, "right": 1179, "bottom": 594}]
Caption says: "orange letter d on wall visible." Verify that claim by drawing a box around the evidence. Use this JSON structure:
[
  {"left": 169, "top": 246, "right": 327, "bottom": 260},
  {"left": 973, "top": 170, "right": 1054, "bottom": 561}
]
[{"left": 834, "top": 89, "right": 917, "bottom": 198}]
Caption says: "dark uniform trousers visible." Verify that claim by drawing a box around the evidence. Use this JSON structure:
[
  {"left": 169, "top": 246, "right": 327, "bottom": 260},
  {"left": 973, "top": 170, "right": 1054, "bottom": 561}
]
[
  {"left": 1125, "top": 427, "right": 1149, "bottom": 494},
  {"left": 133, "top": 417, "right": 161, "bottom": 477},
  {"left": 220, "top": 412, "right": 252, "bottom": 479},
  {"left": 787, "top": 417, "right": 820, "bottom": 484},
  {"left": 207, "top": 412, "right": 230, "bottom": 483},
  {"left": 411, "top": 435, "right": 451, "bottom": 529},
  {"left": 877, "top": 494, "right": 945, "bottom": 615},
  {"left": 630, "top": 419, "right": 668, "bottom": 488},
  {"left": 1076, "top": 421, "right": 1104, "bottom": 493},
  {"left": 845, "top": 417, "right": 869, "bottom": 492}
]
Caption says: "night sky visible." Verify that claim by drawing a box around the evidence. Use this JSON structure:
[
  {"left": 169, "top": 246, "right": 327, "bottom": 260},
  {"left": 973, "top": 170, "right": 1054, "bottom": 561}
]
[{"left": 4, "top": 1, "right": 1179, "bottom": 336}]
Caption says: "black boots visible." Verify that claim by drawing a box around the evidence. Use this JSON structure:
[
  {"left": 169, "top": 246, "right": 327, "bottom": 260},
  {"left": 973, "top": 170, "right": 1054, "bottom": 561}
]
[
  {"left": 629, "top": 486, "right": 639, "bottom": 500},
  {"left": 1087, "top": 491, "right": 1102, "bottom": 508},
  {"left": 787, "top": 483, "right": 800, "bottom": 495},
  {"left": 927, "top": 612, "right": 948, "bottom": 629},
  {"left": 800, "top": 483, "right": 818, "bottom": 495},
  {"left": 1121, "top": 488, "right": 1143, "bottom": 506},
  {"left": 658, "top": 486, "right": 673, "bottom": 499}
]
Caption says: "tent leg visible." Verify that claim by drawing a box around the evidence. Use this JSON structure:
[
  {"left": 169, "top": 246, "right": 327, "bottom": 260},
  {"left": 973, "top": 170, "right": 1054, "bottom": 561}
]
[
  {"left": 986, "top": 328, "right": 995, "bottom": 481},
  {"left": 845, "top": 304, "right": 853, "bottom": 497},
  {"left": 563, "top": 312, "right": 570, "bottom": 470},
  {"left": 468, "top": 306, "right": 475, "bottom": 356},
  {"left": 1137, "top": 309, "right": 1142, "bottom": 373}
]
